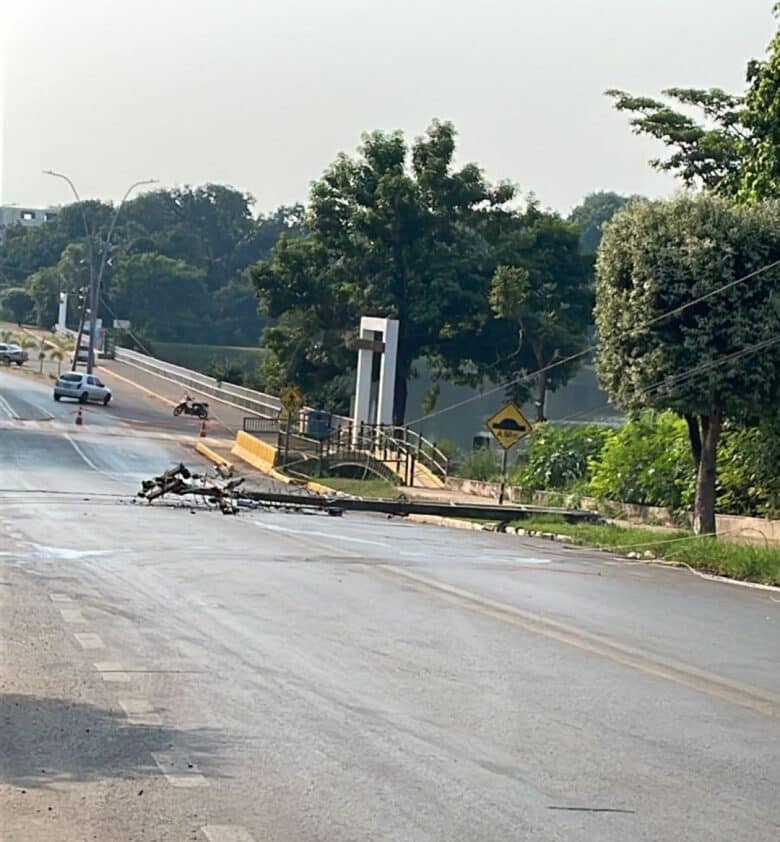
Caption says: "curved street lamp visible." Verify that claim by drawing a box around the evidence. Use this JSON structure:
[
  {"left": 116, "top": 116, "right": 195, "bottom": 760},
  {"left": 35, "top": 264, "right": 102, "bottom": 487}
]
[
  {"left": 43, "top": 172, "right": 158, "bottom": 372},
  {"left": 88, "top": 179, "right": 158, "bottom": 372},
  {"left": 43, "top": 170, "right": 96, "bottom": 369}
]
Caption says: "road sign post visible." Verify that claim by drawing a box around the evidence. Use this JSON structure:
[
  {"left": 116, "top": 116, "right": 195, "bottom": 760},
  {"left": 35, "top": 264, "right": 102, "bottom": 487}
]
[
  {"left": 279, "top": 385, "right": 303, "bottom": 468},
  {"left": 486, "top": 401, "right": 533, "bottom": 504}
]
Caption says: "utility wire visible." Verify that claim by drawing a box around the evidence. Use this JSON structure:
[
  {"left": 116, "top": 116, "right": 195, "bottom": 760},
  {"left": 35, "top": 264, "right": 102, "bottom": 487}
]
[
  {"left": 533, "top": 334, "right": 780, "bottom": 430},
  {"left": 407, "top": 257, "right": 780, "bottom": 426}
]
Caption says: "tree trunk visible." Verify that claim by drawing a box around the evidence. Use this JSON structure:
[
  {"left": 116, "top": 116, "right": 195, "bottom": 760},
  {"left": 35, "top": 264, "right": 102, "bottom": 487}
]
[
  {"left": 393, "top": 356, "right": 410, "bottom": 426},
  {"left": 684, "top": 413, "right": 702, "bottom": 469},
  {"left": 692, "top": 411, "right": 721, "bottom": 536}
]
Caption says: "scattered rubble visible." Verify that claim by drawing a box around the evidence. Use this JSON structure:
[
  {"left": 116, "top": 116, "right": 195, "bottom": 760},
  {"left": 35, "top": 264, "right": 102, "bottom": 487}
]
[{"left": 137, "top": 463, "right": 248, "bottom": 515}]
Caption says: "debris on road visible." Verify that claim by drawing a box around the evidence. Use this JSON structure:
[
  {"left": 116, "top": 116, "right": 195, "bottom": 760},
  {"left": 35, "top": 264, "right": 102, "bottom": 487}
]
[
  {"left": 137, "top": 463, "right": 247, "bottom": 514},
  {"left": 138, "top": 463, "right": 604, "bottom": 524}
]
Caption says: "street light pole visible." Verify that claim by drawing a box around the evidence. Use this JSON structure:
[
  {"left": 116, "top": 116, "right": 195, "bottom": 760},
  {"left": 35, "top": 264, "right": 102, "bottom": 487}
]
[
  {"left": 44, "top": 172, "right": 158, "bottom": 373},
  {"left": 86, "top": 179, "right": 157, "bottom": 372},
  {"left": 43, "top": 170, "right": 95, "bottom": 370}
]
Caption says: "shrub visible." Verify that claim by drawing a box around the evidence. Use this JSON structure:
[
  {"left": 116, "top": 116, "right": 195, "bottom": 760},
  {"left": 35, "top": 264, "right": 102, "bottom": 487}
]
[
  {"left": 454, "top": 448, "right": 502, "bottom": 481},
  {"left": 587, "top": 411, "right": 695, "bottom": 510},
  {"left": 509, "top": 423, "right": 613, "bottom": 492},
  {"left": 717, "top": 425, "right": 780, "bottom": 517}
]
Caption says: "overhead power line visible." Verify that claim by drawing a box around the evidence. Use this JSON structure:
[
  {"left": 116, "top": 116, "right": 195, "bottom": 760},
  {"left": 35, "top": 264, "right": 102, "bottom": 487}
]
[{"left": 406, "top": 258, "right": 780, "bottom": 426}]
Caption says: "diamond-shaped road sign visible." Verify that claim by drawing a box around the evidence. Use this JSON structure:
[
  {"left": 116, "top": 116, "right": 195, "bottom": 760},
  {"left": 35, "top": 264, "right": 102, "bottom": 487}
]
[
  {"left": 280, "top": 385, "right": 304, "bottom": 416},
  {"left": 487, "top": 401, "right": 533, "bottom": 450}
]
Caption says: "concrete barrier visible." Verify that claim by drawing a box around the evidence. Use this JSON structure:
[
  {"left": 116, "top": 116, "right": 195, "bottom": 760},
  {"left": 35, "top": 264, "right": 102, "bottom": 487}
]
[{"left": 195, "top": 441, "right": 234, "bottom": 472}]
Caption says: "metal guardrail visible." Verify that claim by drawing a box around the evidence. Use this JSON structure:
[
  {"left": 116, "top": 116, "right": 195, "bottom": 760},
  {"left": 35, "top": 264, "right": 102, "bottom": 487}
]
[
  {"left": 113, "top": 348, "right": 355, "bottom": 427},
  {"left": 114, "top": 347, "right": 282, "bottom": 418},
  {"left": 110, "top": 347, "right": 447, "bottom": 480}
]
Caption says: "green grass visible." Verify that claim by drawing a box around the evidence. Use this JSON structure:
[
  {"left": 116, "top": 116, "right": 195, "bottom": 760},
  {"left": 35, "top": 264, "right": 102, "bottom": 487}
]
[
  {"left": 314, "top": 477, "right": 401, "bottom": 499},
  {"left": 510, "top": 515, "right": 780, "bottom": 586}
]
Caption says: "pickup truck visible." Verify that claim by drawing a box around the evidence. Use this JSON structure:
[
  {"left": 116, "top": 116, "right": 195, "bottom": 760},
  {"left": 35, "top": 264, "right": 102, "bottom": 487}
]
[{"left": 0, "top": 343, "right": 29, "bottom": 365}]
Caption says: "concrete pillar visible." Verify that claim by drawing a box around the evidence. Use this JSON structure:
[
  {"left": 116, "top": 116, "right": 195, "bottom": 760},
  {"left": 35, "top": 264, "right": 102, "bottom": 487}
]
[
  {"left": 56, "top": 292, "right": 68, "bottom": 332},
  {"left": 352, "top": 316, "right": 399, "bottom": 442},
  {"left": 376, "top": 318, "right": 398, "bottom": 426}
]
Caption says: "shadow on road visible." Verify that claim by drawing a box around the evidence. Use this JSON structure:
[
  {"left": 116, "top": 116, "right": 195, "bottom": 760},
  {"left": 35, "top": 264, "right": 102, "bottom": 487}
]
[{"left": 0, "top": 693, "right": 224, "bottom": 788}]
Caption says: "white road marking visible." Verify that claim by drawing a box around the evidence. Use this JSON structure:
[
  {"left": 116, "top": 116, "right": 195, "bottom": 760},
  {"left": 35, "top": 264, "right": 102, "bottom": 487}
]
[
  {"left": 49, "top": 593, "right": 72, "bottom": 603},
  {"left": 119, "top": 699, "right": 162, "bottom": 726},
  {"left": 73, "top": 632, "right": 105, "bottom": 650},
  {"left": 0, "top": 394, "right": 19, "bottom": 419},
  {"left": 201, "top": 827, "right": 257, "bottom": 842},
  {"left": 59, "top": 608, "right": 85, "bottom": 623},
  {"left": 94, "top": 661, "right": 130, "bottom": 682},
  {"left": 253, "top": 520, "right": 389, "bottom": 548},
  {"left": 152, "top": 752, "right": 208, "bottom": 787},
  {"left": 63, "top": 432, "right": 105, "bottom": 473}
]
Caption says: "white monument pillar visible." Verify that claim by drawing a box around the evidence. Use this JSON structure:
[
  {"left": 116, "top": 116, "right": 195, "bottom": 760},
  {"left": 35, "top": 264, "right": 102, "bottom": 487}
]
[
  {"left": 353, "top": 316, "right": 399, "bottom": 441},
  {"left": 56, "top": 292, "right": 68, "bottom": 332}
]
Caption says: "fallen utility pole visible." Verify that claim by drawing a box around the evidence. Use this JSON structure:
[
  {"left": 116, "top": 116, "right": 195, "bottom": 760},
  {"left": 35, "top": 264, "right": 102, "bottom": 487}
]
[
  {"left": 238, "top": 488, "right": 602, "bottom": 524},
  {"left": 138, "top": 465, "right": 603, "bottom": 524}
]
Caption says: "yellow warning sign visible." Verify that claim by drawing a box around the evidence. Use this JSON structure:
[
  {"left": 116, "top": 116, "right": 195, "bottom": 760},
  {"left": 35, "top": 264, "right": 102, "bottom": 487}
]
[
  {"left": 486, "top": 401, "right": 532, "bottom": 450},
  {"left": 280, "top": 385, "right": 304, "bottom": 416}
]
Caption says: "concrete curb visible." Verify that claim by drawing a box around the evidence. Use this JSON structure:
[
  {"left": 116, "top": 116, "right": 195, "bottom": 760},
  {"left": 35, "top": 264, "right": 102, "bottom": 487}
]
[
  {"left": 407, "top": 514, "right": 492, "bottom": 531},
  {"left": 195, "top": 441, "right": 234, "bottom": 472},
  {"left": 411, "top": 517, "right": 780, "bottom": 593}
]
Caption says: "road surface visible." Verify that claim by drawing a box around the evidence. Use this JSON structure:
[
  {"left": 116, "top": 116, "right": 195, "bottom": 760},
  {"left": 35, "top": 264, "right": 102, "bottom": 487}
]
[{"left": 1, "top": 368, "right": 778, "bottom": 841}]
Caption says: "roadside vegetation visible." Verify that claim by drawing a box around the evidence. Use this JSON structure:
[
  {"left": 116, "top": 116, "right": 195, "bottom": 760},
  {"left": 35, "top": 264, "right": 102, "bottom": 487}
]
[
  {"left": 508, "top": 515, "right": 780, "bottom": 587},
  {"left": 311, "top": 476, "right": 401, "bottom": 499},
  {"left": 453, "top": 413, "right": 780, "bottom": 522}
]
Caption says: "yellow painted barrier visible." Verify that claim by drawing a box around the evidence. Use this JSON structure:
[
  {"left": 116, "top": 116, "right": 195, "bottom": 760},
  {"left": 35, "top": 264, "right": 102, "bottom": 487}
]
[{"left": 195, "top": 441, "right": 233, "bottom": 471}]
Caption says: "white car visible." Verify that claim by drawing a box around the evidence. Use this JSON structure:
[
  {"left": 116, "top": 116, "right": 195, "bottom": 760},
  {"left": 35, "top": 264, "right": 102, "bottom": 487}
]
[
  {"left": 53, "top": 371, "right": 112, "bottom": 405},
  {"left": 0, "top": 343, "right": 28, "bottom": 365}
]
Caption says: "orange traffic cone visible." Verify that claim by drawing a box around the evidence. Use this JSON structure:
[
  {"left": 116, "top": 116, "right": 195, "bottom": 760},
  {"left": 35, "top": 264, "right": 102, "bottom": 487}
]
[
  {"left": 75, "top": 407, "right": 84, "bottom": 426},
  {"left": 199, "top": 418, "right": 207, "bottom": 438}
]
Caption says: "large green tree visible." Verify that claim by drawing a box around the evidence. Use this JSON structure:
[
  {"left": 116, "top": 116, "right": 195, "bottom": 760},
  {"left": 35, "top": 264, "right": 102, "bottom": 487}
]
[
  {"left": 0, "top": 287, "right": 34, "bottom": 325},
  {"left": 568, "top": 192, "right": 637, "bottom": 255},
  {"left": 252, "top": 120, "right": 514, "bottom": 421},
  {"left": 486, "top": 206, "right": 592, "bottom": 420},
  {"left": 606, "top": 4, "right": 780, "bottom": 201},
  {"left": 595, "top": 195, "right": 780, "bottom": 534},
  {"left": 108, "top": 253, "right": 208, "bottom": 342}
]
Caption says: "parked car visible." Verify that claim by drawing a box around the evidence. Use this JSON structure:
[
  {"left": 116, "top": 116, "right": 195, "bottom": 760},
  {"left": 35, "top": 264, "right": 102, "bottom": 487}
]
[
  {"left": 0, "top": 343, "right": 29, "bottom": 366},
  {"left": 53, "top": 371, "right": 112, "bottom": 405}
]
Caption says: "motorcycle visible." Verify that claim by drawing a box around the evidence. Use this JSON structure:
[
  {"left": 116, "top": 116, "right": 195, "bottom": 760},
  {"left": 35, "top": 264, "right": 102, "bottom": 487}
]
[{"left": 173, "top": 395, "right": 209, "bottom": 419}]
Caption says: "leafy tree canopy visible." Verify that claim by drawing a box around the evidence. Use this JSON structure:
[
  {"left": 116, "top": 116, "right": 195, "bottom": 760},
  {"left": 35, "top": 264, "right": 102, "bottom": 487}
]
[
  {"left": 252, "top": 120, "right": 516, "bottom": 421},
  {"left": 568, "top": 191, "right": 638, "bottom": 255},
  {"left": 595, "top": 194, "right": 780, "bottom": 533},
  {"left": 606, "top": 4, "right": 780, "bottom": 201},
  {"left": 0, "top": 185, "right": 302, "bottom": 345}
]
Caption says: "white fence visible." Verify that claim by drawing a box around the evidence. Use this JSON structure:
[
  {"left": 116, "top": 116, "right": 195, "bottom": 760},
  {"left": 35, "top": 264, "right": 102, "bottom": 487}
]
[{"left": 114, "top": 347, "right": 354, "bottom": 427}]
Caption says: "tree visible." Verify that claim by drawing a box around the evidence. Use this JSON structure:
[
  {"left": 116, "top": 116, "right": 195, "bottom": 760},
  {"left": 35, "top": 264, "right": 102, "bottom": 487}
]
[
  {"left": 1, "top": 287, "right": 34, "bottom": 325},
  {"left": 606, "top": 4, "right": 780, "bottom": 200},
  {"left": 252, "top": 120, "right": 514, "bottom": 421},
  {"left": 568, "top": 192, "right": 636, "bottom": 255},
  {"left": 25, "top": 266, "right": 61, "bottom": 328},
  {"left": 487, "top": 207, "right": 592, "bottom": 420},
  {"left": 108, "top": 253, "right": 207, "bottom": 342},
  {"left": 595, "top": 195, "right": 780, "bottom": 534}
]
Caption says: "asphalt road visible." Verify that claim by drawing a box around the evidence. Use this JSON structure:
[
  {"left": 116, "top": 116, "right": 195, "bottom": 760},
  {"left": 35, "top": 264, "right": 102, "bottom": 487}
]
[{"left": 1, "top": 369, "right": 779, "bottom": 841}]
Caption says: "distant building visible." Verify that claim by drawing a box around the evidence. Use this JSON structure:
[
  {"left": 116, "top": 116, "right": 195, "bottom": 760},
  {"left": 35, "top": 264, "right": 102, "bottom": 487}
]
[{"left": 0, "top": 205, "right": 58, "bottom": 239}]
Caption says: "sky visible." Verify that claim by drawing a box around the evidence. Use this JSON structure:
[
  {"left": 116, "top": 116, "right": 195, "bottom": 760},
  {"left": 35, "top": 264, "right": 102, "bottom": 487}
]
[{"left": 1, "top": 0, "right": 776, "bottom": 216}]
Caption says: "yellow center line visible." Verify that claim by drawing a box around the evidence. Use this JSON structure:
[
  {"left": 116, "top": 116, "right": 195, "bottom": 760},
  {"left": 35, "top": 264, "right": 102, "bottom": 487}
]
[{"left": 377, "top": 564, "right": 780, "bottom": 719}]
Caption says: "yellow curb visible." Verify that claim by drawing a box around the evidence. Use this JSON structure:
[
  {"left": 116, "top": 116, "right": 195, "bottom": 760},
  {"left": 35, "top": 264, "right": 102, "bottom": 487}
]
[
  {"left": 231, "top": 442, "right": 291, "bottom": 484},
  {"left": 195, "top": 441, "right": 234, "bottom": 471},
  {"left": 305, "top": 480, "right": 336, "bottom": 495}
]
